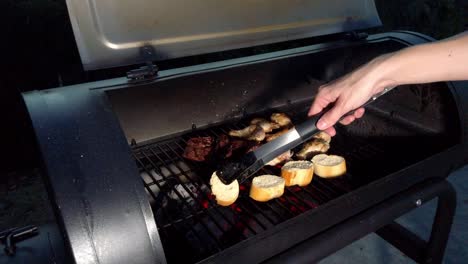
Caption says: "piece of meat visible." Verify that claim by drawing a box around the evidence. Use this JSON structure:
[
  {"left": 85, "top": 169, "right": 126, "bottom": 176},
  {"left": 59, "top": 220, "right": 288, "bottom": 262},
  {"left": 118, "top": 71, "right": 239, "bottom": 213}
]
[
  {"left": 183, "top": 137, "right": 214, "bottom": 162},
  {"left": 250, "top": 118, "right": 280, "bottom": 133},
  {"left": 217, "top": 134, "right": 230, "bottom": 148},
  {"left": 266, "top": 150, "right": 293, "bottom": 166},
  {"left": 246, "top": 144, "right": 261, "bottom": 153},
  {"left": 229, "top": 125, "right": 265, "bottom": 142},
  {"left": 229, "top": 125, "right": 257, "bottom": 138},
  {"left": 270, "top": 113, "right": 292, "bottom": 127},
  {"left": 225, "top": 139, "right": 248, "bottom": 158},
  {"left": 246, "top": 125, "right": 266, "bottom": 141},
  {"left": 266, "top": 128, "right": 291, "bottom": 142},
  {"left": 312, "top": 131, "right": 332, "bottom": 144},
  {"left": 296, "top": 139, "right": 330, "bottom": 160}
]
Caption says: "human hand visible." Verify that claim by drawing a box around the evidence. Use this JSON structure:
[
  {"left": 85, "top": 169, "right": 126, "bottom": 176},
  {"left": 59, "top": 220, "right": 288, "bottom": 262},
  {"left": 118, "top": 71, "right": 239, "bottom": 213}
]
[{"left": 308, "top": 54, "right": 395, "bottom": 136}]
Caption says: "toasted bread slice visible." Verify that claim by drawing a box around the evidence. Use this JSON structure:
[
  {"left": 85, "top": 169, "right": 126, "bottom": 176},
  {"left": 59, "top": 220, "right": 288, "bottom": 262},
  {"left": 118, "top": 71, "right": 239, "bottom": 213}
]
[
  {"left": 249, "top": 175, "right": 285, "bottom": 202},
  {"left": 210, "top": 172, "right": 239, "bottom": 206},
  {"left": 312, "top": 154, "right": 346, "bottom": 178},
  {"left": 281, "top": 160, "right": 314, "bottom": 186}
]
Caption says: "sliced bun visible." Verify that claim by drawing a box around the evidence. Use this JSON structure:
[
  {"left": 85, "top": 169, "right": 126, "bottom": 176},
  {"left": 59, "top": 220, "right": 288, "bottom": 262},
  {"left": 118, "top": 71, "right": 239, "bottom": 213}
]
[
  {"left": 249, "top": 175, "right": 285, "bottom": 202},
  {"left": 210, "top": 172, "right": 239, "bottom": 206},
  {"left": 281, "top": 161, "right": 314, "bottom": 186},
  {"left": 312, "top": 154, "right": 346, "bottom": 178}
]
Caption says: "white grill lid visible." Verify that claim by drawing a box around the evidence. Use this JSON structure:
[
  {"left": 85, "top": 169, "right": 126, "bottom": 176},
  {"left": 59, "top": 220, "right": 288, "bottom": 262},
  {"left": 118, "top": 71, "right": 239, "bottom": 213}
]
[{"left": 65, "top": 0, "right": 381, "bottom": 70}]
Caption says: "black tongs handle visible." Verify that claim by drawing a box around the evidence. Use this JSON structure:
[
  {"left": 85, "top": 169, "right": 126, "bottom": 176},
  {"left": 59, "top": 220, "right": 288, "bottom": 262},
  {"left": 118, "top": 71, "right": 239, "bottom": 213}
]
[{"left": 294, "top": 86, "right": 396, "bottom": 140}]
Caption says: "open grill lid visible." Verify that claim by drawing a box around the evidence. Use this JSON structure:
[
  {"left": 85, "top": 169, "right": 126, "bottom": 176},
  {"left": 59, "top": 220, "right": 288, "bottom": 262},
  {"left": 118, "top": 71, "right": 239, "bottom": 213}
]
[{"left": 66, "top": 0, "right": 382, "bottom": 70}]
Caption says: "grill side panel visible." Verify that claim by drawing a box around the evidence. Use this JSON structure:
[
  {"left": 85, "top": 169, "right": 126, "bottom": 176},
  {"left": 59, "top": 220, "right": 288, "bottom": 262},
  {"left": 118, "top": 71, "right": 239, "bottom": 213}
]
[{"left": 22, "top": 88, "right": 167, "bottom": 264}]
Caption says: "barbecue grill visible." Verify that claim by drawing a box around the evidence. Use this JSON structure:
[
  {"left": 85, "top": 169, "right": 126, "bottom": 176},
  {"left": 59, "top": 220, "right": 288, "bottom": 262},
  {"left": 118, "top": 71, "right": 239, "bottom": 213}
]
[{"left": 6, "top": 0, "right": 468, "bottom": 263}]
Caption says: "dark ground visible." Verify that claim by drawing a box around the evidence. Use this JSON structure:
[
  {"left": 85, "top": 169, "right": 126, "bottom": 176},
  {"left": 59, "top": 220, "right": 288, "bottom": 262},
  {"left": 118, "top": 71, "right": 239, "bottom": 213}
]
[{"left": 0, "top": 0, "right": 467, "bottom": 256}]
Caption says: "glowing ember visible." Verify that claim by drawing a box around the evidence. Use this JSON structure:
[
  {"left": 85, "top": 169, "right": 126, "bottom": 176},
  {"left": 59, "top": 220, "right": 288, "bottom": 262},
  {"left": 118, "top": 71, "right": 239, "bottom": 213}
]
[{"left": 290, "top": 186, "right": 302, "bottom": 192}]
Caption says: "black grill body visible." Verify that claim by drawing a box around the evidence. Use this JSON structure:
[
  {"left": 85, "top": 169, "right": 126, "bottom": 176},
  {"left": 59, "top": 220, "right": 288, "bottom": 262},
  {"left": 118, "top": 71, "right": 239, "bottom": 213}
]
[{"left": 20, "top": 31, "right": 468, "bottom": 264}]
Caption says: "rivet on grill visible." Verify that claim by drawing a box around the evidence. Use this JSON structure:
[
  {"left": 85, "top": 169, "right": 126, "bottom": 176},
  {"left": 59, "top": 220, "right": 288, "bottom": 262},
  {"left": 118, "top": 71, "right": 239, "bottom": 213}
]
[{"left": 415, "top": 199, "right": 422, "bottom": 206}]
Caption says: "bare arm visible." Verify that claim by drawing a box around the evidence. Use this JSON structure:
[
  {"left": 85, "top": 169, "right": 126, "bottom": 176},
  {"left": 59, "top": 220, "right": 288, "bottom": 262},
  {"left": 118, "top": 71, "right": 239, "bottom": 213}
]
[{"left": 308, "top": 31, "right": 468, "bottom": 136}]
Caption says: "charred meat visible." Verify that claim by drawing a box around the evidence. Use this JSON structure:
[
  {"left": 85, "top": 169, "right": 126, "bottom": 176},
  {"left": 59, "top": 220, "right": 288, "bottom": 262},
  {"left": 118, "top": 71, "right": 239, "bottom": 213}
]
[
  {"left": 270, "top": 113, "right": 292, "bottom": 127},
  {"left": 250, "top": 118, "right": 281, "bottom": 133},
  {"left": 183, "top": 137, "right": 215, "bottom": 162},
  {"left": 266, "top": 150, "right": 293, "bottom": 166},
  {"left": 313, "top": 131, "right": 332, "bottom": 144},
  {"left": 296, "top": 139, "right": 330, "bottom": 160},
  {"left": 229, "top": 125, "right": 266, "bottom": 142},
  {"left": 266, "top": 128, "right": 291, "bottom": 142}
]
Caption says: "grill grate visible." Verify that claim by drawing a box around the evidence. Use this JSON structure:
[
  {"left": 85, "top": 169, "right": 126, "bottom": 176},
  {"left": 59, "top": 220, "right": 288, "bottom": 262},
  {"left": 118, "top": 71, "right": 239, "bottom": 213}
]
[{"left": 131, "top": 107, "right": 391, "bottom": 263}]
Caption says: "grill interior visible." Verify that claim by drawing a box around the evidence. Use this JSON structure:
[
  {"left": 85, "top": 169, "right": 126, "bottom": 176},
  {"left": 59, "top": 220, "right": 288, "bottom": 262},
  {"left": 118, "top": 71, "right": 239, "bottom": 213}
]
[{"left": 131, "top": 97, "right": 457, "bottom": 263}]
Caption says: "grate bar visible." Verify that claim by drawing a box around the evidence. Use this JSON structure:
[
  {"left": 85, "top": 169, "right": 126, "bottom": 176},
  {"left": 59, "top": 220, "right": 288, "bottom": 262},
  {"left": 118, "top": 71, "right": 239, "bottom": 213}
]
[
  {"left": 156, "top": 143, "right": 257, "bottom": 236},
  {"left": 139, "top": 150, "right": 226, "bottom": 249},
  {"left": 134, "top": 154, "right": 212, "bottom": 249},
  {"left": 174, "top": 139, "right": 281, "bottom": 229}
]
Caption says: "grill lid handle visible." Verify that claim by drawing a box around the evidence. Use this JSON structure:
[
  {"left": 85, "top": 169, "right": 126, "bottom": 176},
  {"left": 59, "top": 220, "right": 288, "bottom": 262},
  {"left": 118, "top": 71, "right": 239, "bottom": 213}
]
[{"left": 217, "top": 86, "right": 396, "bottom": 185}]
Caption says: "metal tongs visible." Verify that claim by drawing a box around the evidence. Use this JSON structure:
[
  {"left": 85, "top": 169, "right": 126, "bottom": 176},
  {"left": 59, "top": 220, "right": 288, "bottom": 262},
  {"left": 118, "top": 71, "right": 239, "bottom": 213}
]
[{"left": 216, "top": 86, "right": 396, "bottom": 185}]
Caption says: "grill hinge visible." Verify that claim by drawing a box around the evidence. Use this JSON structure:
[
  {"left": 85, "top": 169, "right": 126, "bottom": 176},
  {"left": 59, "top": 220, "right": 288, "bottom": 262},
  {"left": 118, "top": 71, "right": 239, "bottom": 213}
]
[
  {"left": 126, "top": 46, "right": 159, "bottom": 82},
  {"left": 345, "top": 31, "right": 369, "bottom": 41}
]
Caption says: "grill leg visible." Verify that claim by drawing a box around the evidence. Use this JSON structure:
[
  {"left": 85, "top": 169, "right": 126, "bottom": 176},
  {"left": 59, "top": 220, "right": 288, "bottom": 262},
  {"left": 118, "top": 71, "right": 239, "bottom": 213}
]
[{"left": 377, "top": 181, "right": 456, "bottom": 264}]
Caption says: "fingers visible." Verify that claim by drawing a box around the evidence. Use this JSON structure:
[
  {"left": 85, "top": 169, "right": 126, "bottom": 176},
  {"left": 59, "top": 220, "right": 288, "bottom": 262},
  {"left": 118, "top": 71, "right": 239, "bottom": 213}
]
[
  {"left": 354, "top": 107, "right": 365, "bottom": 118},
  {"left": 324, "top": 127, "right": 336, "bottom": 137},
  {"left": 308, "top": 84, "right": 367, "bottom": 133},
  {"left": 338, "top": 108, "right": 366, "bottom": 126},
  {"left": 308, "top": 86, "right": 336, "bottom": 117},
  {"left": 308, "top": 96, "right": 330, "bottom": 117},
  {"left": 318, "top": 103, "right": 366, "bottom": 129},
  {"left": 339, "top": 115, "right": 355, "bottom": 125},
  {"left": 315, "top": 98, "right": 347, "bottom": 130}
]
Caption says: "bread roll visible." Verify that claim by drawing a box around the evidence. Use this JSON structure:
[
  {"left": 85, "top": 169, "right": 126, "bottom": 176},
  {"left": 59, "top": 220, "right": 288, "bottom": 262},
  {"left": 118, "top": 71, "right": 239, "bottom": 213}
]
[
  {"left": 210, "top": 172, "right": 239, "bottom": 206},
  {"left": 249, "top": 175, "right": 285, "bottom": 202},
  {"left": 312, "top": 154, "right": 346, "bottom": 178},
  {"left": 281, "top": 161, "right": 314, "bottom": 186}
]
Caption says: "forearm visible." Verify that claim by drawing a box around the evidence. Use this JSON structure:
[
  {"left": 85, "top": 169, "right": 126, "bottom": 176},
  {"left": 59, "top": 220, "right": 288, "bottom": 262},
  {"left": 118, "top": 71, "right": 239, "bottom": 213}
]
[{"left": 377, "top": 31, "right": 468, "bottom": 89}]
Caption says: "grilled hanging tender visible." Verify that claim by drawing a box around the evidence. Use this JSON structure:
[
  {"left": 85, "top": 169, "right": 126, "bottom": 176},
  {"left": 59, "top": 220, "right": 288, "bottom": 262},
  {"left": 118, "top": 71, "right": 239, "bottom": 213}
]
[
  {"left": 266, "top": 128, "right": 290, "bottom": 142},
  {"left": 296, "top": 140, "right": 330, "bottom": 160},
  {"left": 266, "top": 150, "right": 293, "bottom": 166},
  {"left": 270, "top": 113, "right": 292, "bottom": 128},
  {"left": 229, "top": 113, "right": 293, "bottom": 141},
  {"left": 250, "top": 118, "right": 281, "bottom": 133},
  {"left": 312, "top": 131, "right": 332, "bottom": 144},
  {"left": 295, "top": 132, "right": 332, "bottom": 160},
  {"left": 229, "top": 124, "right": 266, "bottom": 141}
]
